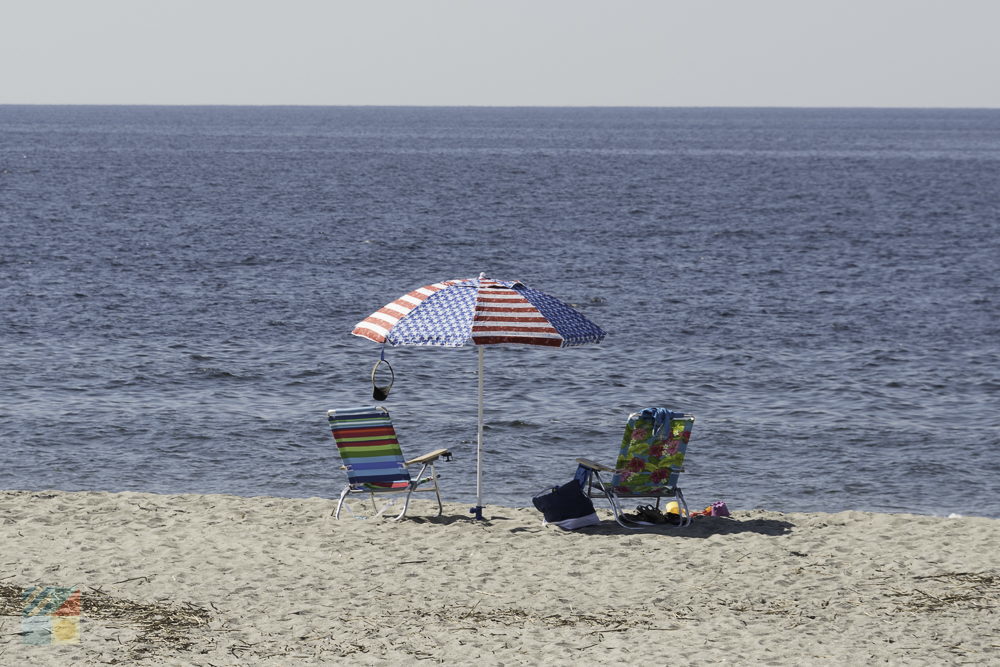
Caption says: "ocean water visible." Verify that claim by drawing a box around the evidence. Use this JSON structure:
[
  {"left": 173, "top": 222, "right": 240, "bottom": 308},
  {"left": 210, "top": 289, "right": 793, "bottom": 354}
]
[{"left": 1, "top": 105, "right": 998, "bottom": 518}]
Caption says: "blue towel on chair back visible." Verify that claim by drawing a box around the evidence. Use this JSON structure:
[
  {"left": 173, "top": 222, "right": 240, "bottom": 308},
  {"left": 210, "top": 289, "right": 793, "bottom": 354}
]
[{"left": 640, "top": 407, "right": 679, "bottom": 443}]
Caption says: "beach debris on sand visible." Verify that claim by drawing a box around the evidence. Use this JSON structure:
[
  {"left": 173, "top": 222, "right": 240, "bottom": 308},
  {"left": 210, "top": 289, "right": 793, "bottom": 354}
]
[{"left": 0, "top": 583, "right": 211, "bottom": 657}]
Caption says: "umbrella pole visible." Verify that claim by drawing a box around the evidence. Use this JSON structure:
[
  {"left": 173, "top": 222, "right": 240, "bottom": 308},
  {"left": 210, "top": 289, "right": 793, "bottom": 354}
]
[{"left": 471, "top": 346, "right": 485, "bottom": 520}]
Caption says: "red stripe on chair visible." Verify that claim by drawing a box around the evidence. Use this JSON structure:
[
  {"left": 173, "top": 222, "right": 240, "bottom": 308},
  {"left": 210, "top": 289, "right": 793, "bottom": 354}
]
[
  {"left": 332, "top": 426, "right": 396, "bottom": 438},
  {"left": 362, "top": 480, "right": 412, "bottom": 489}
]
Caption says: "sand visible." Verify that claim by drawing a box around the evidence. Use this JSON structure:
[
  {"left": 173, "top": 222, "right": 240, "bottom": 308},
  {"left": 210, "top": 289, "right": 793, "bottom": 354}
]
[{"left": 0, "top": 490, "right": 997, "bottom": 665}]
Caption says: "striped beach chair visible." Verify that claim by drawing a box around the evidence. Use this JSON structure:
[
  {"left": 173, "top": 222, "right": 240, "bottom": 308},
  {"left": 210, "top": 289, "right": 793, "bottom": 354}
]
[
  {"left": 328, "top": 406, "right": 452, "bottom": 521},
  {"left": 575, "top": 408, "right": 694, "bottom": 529}
]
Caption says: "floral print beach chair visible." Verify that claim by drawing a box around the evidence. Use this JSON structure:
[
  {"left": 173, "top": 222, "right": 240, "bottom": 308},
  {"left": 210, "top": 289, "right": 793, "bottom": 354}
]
[
  {"left": 328, "top": 406, "right": 451, "bottom": 521},
  {"left": 576, "top": 408, "right": 694, "bottom": 529}
]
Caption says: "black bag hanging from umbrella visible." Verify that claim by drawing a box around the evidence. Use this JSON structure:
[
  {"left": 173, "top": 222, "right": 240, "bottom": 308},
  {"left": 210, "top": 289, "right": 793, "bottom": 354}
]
[{"left": 371, "top": 348, "right": 394, "bottom": 401}]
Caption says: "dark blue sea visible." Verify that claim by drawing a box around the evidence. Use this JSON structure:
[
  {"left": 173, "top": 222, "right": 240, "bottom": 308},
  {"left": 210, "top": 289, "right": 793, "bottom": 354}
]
[{"left": 2, "top": 106, "right": 998, "bottom": 518}]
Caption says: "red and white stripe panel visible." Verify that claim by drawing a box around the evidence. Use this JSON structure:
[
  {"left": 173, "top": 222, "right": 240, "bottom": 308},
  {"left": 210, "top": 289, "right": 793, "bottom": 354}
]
[
  {"left": 472, "top": 284, "right": 563, "bottom": 347},
  {"left": 352, "top": 279, "right": 465, "bottom": 343}
]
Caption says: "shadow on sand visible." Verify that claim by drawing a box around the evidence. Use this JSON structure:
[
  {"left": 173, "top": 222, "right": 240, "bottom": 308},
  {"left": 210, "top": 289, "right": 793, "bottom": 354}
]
[
  {"left": 577, "top": 515, "right": 795, "bottom": 538},
  {"left": 406, "top": 513, "right": 794, "bottom": 538}
]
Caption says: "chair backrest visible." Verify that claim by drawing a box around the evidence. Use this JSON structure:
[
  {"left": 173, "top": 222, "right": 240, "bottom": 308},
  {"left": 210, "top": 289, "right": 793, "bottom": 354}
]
[
  {"left": 327, "top": 406, "right": 411, "bottom": 489},
  {"left": 610, "top": 408, "right": 694, "bottom": 497}
]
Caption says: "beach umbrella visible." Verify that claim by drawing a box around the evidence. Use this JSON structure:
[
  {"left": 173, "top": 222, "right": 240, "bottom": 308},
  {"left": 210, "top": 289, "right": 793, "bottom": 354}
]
[{"left": 352, "top": 273, "right": 607, "bottom": 519}]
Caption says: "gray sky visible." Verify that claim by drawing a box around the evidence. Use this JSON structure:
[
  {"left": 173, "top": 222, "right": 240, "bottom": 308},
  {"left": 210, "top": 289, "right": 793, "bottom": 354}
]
[{"left": 3, "top": 0, "right": 998, "bottom": 107}]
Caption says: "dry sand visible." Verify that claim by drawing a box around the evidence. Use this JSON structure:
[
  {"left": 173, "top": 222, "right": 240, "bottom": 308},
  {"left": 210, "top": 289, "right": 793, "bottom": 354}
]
[{"left": 0, "top": 490, "right": 997, "bottom": 665}]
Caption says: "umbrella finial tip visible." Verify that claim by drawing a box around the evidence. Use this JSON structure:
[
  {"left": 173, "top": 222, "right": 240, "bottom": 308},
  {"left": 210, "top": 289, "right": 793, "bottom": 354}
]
[{"left": 478, "top": 272, "right": 486, "bottom": 280}]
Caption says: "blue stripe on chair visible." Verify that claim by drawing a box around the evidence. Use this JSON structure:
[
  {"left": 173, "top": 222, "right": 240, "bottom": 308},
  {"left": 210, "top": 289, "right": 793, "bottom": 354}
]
[
  {"left": 329, "top": 408, "right": 385, "bottom": 418},
  {"left": 330, "top": 412, "right": 386, "bottom": 420},
  {"left": 346, "top": 472, "right": 411, "bottom": 483},
  {"left": 345, "top": 455, "right": 405, "bottom": 466},
  {"left": 349, "top": 461, "right": 406, "bottom": 471},
  {"left": 349, "top": 466, "right": 407, "bottom": 478}
]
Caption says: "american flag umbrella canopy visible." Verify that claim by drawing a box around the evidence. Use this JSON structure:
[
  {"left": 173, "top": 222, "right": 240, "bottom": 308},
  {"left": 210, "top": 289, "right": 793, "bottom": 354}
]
[
  {"left": 351, "top": 274, "right": 607, "bottom": 518},
  {"left": 352, "top": 275, "right": 606, "bottom": 348}
]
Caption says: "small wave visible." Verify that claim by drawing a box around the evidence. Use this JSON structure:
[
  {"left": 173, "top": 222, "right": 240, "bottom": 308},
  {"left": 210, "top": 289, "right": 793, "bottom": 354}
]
[
  {"left": 712, "top": 228, "right": 756, "bottom": 238},
  {"left": 290, "top": 369, "right": 324, "bottom": 379},
  {"left": 493, "top": 419, "right": 537, "bottom": 429},
  {"left": 193, "top": 367, "right": 259, "bottom": 381}
]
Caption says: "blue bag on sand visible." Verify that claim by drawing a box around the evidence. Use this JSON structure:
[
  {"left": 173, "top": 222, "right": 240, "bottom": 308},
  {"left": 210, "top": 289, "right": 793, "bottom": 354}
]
[{"left": 532, "top": 481, "right": 601, "bottom": 530}]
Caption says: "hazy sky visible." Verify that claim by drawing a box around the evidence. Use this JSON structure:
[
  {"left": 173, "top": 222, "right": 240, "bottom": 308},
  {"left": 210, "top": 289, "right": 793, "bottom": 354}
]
[{"left": 3, "top": 0, "right": 998, "bottom": 107}]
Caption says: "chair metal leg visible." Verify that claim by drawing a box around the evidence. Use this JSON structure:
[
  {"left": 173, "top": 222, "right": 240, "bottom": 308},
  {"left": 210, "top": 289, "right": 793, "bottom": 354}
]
[
  {"left": 334, "top": 486, "right": 351, "bottom": 519},
  {"left": 392, "top": 462, "right": 428, "bottom": 522},
  {"left": 428, "top": 462, "right": 444, "bottom": 516},
  {"left": 336, "top": 459, "right": 447, "bottom": 522},
  {"left": 591, "top": 472, "right": 690, "bottom": 530},
  {"left": 592, "top": 472, "right": 646, "bottom": 530},
  {"left": 675, "top": 488, "right": 691, "bottom": 527}
]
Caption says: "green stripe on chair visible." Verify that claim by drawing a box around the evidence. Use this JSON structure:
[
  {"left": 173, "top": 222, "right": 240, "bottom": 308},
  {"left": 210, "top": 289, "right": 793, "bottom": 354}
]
[{"left": 339, "top": 445, "right": 404, "bottom": 459}]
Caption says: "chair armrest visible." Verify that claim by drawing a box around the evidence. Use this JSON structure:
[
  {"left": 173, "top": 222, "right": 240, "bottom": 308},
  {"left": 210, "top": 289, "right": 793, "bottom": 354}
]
[
  {"left": 575, "top": 458, "right": 617, "bottom": 473},
  {"left": 576, "top": 458, "right": 685, "bottom": 474},
  {"left": 405, "top": 449, "right": 452, "bottom": 466}
]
